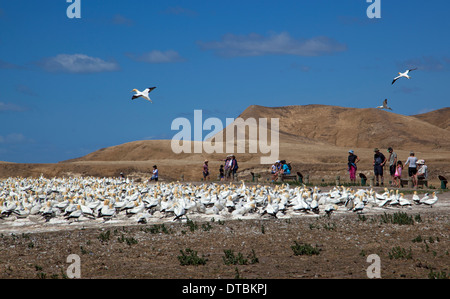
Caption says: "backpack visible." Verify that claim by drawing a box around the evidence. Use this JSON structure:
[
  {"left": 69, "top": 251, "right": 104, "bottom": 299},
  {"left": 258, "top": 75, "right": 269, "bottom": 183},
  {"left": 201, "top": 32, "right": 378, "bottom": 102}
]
[
  {"left": 233, "top": 160, "right": 238, "bottom": 171},
  {"left": 287, "top": 163, "right": 292, "bottom": 171}
]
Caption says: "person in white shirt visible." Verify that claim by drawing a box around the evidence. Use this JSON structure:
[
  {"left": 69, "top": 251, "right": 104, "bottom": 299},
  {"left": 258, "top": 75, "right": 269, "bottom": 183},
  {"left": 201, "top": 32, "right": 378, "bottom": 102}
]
[
  {"left": 415, "top": 160, "right": 428, "bottom": 187},
  {"left": 404, "top": 151, "right": 418, "bottom": 178}
]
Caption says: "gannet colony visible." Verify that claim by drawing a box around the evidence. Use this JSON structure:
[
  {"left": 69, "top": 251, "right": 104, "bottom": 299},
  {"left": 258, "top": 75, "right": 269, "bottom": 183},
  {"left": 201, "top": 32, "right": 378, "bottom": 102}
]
[{"left": 0, "top": 176, "right": 439, "bottom": 232}]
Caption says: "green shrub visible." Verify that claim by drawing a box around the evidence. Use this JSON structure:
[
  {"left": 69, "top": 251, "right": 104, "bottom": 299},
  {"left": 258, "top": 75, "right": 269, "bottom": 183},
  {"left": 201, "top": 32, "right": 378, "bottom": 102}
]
[
  {"left": 428, "top": 270, "right": 448, "bottom": 279},
  {"left": 98, "top": 230, "right": 111, "bottom": 242},
  {"left": 388, "top": 246, "right": 412, "bottom": 259},
  {"left": 291, "top": 241, "right": 321, "bottom": 256},
  {"left": 178, "top": 248, "right": 207, "bottom": 266},
  {"left": 380, "top": 212, "right": 415, "bottom": 225}
]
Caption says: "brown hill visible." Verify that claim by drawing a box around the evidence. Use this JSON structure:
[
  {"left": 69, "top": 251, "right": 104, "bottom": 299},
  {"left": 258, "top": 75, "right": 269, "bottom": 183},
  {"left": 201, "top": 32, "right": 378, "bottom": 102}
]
[
  {"left": 235, "top": 104, "right": 450, "bottom": 150},
  {"left": 2, "top": 105, "right": 450, "bottom": 182},
  {"left": 412, "top": 107, "right": 450, "bottom": 131}
]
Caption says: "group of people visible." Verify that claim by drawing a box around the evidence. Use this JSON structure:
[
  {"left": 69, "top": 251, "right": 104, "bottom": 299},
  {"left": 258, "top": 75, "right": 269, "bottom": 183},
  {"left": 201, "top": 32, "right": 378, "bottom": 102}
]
[
  {"left": 270, "top": 160, "right": 291, "bottom": 182},
  {"left": 348, "top": 147, "right": 428, "bottom": 188},
  {"left": 202, "top": 154, "right": 239, "bottom": 182}
]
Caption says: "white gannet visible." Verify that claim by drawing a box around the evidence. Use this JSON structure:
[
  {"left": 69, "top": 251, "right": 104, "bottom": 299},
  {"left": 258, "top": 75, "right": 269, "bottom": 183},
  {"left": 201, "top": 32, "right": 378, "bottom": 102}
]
[
  {"left": 399, "top": 193, "right": 411, "bottom": 207},
  {"left": 66, "top": 205, "right": 82, "bottom": 221},
  {"left": 324, "top": 204, "right": 338, "bottom": 216},
  {"left": 392, "top": 68, "right": 418, "bottom": 85},
  {"left": 412, "top": 191, "right": 420, "bottom": 204},
  {"left": 377, "top": 99, "right": 392, "bottom": 110},
  {"left": 131, "top": 87, "right": 156, "bottom": 103},
  {"left": 422, "top": 192, "right": 438, "bottom": 207},
  {"left": 419, "top": 193, "right": 430, "bottom": 204}
]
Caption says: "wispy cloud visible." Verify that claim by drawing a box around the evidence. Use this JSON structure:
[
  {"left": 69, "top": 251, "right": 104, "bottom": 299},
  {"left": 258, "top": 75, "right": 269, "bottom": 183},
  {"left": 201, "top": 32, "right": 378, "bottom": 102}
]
[
  {"left": 394, "top": 86, "right": 421, "bottom": 95},
  {"left": 290, "top": 63, "right": 311, "bottom": 72},
  {"left": 338, "top": 15, "right": 380, "bottom": 26},
  {"left": 0, "top": 59, "right": 24, "bottom": 70},
  {"left": 112, "top": 14, "right": 134, "bottom": 26},
  {"left": 126, "top": 50, "right": 186, "bottom": 64},
  {"left": 0, "top": 102, "right": 28, "bottom": 112},
  {"left": 15, "top": 84, "right": 38, "bottom": 97},
  {"left": 36, "top": 54, "right": 120, "bottom": 73},
  {"left": 0, "top": 133, "right": 30, "bottom": 144},
  {"left": 197, "top": 32, "right": 347, "bottom": 57},
  {"left": 160, "top": 6, "right": 198, "bottom": 17},
  {"left": 398, "top": 56, "right": 450, "bottom": 72}
]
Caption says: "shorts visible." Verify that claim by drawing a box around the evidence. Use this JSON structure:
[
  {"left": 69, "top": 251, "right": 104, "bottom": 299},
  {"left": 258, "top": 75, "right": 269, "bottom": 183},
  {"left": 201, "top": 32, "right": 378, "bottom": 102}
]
[
  {"left": 203, "top": 171, "right": 209, "bottom": 178},
  {"left": 408, "top": 167, "right": 417, "bottom": 177},
  {"left": 374, "top": 165, "right": 383, "bottom": 176},
  {"left": 390, "top": 165, "right": 396, "bottom": 176}
]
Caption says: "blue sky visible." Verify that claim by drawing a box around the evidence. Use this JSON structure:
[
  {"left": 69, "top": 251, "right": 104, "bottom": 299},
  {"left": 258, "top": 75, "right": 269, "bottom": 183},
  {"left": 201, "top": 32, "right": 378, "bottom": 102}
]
[{"left": 1, "top": 0, "right": 449, "bottom": 163}]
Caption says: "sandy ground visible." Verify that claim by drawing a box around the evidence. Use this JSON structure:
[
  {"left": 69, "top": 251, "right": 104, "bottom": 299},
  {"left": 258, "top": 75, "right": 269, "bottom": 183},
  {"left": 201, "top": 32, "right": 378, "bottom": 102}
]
[{"left": 0, "top": 184, "right": 448, "bottom": 279}]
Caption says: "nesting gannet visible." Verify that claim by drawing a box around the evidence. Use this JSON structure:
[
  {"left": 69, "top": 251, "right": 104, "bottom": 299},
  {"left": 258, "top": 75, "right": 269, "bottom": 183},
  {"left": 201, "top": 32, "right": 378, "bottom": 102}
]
[
  {"left": 399, "top": 193, "right": 411, "bottom": 206},
  {"left": 377, "top": 99, "right": 392, "bottom": 110},
  {"left": 392, "top": 68, "right": 418, "bottom": 85},
  {"left": 324, "top": 204, "right": 337, "bottom": 216},
  {"left": 412, "top": 191, "right": 420, "bottom": 204},
  {"left": 422, "top": 192, "right": 438, "bottom": 207},
  {"left": 131, "top": 87, "right": 156, "bottom": 103},
  {"left": 66, "top": 205, "right": 82, "bottom": 220},
  {"left": 419, "top": 193, "right": 429, "bottom": 204}
]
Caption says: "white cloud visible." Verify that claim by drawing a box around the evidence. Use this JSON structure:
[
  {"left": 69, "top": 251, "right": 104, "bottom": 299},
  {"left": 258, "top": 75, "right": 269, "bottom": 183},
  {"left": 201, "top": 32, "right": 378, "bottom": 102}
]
[
  {"left": 0, "top": 59, "right": 23, "bottom": 70},
  {"left": 37, "top": 54, "right": 120, "bottom": 73},
  {"left": 127, "top": 50, "right": 186, "bottom": 64},
  {"left": 0, "top": 133, "right": 29, "bottom": 144},
  {"left": 197, "top": 32, "right": 347, "bottom": 57},
  {"left": 112, "top": 14, "right": 134, "bottom": 26},
  {"left": 0, "top": 102, "right": 28, "bottom": 112},
  {"left": 398, "top": 56, "right": 450, "bottom": 72},
  {"left": 160, "top": 6, "right": 198, "bottom": 17}
]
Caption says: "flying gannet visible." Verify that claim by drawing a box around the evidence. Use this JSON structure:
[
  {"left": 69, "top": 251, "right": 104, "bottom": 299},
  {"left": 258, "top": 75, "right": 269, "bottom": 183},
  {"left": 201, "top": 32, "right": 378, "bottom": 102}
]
[
  {"left": 131, "top": 87, "right": 157, "bottom": 103},
  {"left": 377, "top": 99, "right": 392, "bottom": 110},
  {"left": 392, "top": 68, "right": 418, "bottom": 85}
]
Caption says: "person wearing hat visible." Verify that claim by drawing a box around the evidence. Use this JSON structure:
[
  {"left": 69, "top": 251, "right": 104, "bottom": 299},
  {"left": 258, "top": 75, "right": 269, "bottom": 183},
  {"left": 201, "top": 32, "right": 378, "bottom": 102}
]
[
  {"left": 347, "top": 150, "right": 360, "bottom": 183},
  {"left": 387, "top": 147, "right": 398, "bottom": 186},
  {"left": 203, "top": 160, "right": 210, "bottom": 181},
  {"left": 414, "top": 159, "right": 428, "bottom": 187},
  {"left": 270, "top": 160, "right": 280, "bottom": 182},
  {"left": 404, "top": 151, "right": 418, "bottom": 179},
  {"left": 373, "top": 148, "right": 387, "bottom": 186}
]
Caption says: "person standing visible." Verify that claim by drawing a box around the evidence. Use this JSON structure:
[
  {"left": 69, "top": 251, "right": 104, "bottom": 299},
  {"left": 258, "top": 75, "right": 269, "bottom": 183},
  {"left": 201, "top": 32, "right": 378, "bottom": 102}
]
[
  {"left": 387, "top": 147, "right": 398, "bottom": 186},
  {"left": 404, "top": 151, "right": 418, "bottom": 179},
  {"left": 373, "top": 148, "right": 387, "bottom": 186},
  {"left": 230, "top": 155, "right": 238, "bottom": 181},
  {"left": 202, "top": 160, "right": 210, "bottom": 181},
  {"left": 219, "top": 165, "right": 224, "bottom": 181},
  {"left": 347, "top": 150, "right": 360, "bottom": 183},
  {"left": 224, "top": 155, "right": 232, "bottom": 181},
  {"left": 393, "top": 160, "right": 403, "bottom": 188}
]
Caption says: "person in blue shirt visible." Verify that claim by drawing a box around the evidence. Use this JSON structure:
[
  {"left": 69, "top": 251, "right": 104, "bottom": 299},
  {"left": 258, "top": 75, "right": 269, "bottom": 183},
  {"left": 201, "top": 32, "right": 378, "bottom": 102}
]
[
  {"left": 281, "top": 160, "right": 291, "bottom": 175},
  {"left": 150, "top": 165, "right": 158, "bottom": 182}
]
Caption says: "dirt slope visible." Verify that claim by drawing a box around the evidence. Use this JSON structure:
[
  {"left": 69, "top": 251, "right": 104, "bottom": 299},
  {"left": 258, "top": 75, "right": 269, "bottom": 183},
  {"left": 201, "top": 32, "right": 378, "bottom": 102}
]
[{"left": 1, "top": 105, "right": 450, "bottom": 182}]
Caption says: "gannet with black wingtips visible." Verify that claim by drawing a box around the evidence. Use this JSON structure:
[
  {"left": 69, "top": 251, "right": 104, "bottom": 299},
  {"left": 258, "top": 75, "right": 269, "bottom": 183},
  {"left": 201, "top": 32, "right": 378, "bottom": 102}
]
[
  {"left": 377, "top": 99, "right": 392, "bottom": 110},
  {"left": 392, "top": 68, "right": 418, "bottom": 85},
  {"left": 131, "top": 87, "right": 156, "bottom": 103}
]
